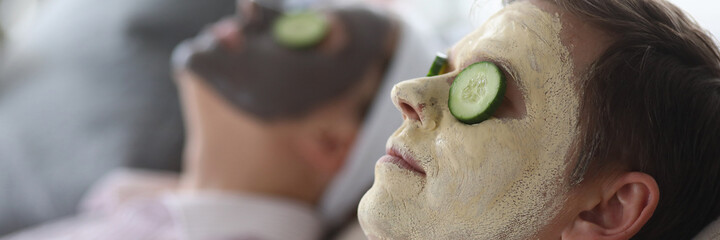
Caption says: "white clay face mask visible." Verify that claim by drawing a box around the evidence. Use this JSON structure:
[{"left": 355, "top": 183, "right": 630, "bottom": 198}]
[{"left": 358, "top": 1, "right": 579, "bottom": 239}]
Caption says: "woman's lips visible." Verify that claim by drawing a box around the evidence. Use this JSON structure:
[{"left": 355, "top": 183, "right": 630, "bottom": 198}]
[{"left": 378, "top": 147, "right": 426, "bottom": 176}]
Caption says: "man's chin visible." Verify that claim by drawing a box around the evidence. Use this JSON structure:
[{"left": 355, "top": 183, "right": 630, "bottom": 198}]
[
  {"left": 358, "top": 188, "right": 397, "bottom": 239},
  {"left": 358, "top": 185, "right": 421, "bottom": 240},
  {"left": 365, "top": 235, "right": 384, "bottom": 240},
  {"left": 357, "top": 164, "right": 430, "bottom": 239}
]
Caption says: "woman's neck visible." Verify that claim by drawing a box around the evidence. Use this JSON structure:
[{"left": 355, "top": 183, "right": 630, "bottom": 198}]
[{"left": 178, "top": 123, "right": 322, "bottom": 205}]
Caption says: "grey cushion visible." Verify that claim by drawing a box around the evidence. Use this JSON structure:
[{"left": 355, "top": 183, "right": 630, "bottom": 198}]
[{"left": 0, "top": 0, "right": 234, "bottom": 235}]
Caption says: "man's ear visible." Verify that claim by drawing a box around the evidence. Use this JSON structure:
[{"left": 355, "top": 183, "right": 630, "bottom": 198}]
[{"left": 562, "top": 172, "right": 659, "bottom": 240}]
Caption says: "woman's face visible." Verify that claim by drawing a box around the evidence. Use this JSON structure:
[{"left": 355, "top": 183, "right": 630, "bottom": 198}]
[
  {"left": 172, "top": 3, "right": 394, "bottom": 120},
  {"left": 359, "top": 1, "right": 584, "bottom": 239}
]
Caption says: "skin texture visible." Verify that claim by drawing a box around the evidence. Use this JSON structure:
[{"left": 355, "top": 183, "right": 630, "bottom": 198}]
[{"left": 359, "top": 1, "right": 581, "bottom": 239}]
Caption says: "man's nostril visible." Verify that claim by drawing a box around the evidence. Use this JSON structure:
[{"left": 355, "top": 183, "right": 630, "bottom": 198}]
[{"left": 400, "top": 101, "right": 421, "bottom": 122}]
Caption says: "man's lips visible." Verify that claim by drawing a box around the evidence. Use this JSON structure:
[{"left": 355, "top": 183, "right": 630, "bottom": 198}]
[{"left": 378, "top": 147, "right": 426, "bottom": 175}]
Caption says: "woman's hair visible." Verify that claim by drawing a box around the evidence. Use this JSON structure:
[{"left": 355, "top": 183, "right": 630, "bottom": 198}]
[{"left": 538, "top": 0, "right": 720, "bottom": 238}]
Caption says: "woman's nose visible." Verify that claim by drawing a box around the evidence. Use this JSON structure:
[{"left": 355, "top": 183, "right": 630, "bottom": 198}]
[
  {"left": 211, "top": 18, "right": 243, "bottom": 50},
  {"left": 391, "top": 76, "right": 450, "bottom": 130},
  {"left": 237, "top": 0, "right": 280, "bottom": 30}
]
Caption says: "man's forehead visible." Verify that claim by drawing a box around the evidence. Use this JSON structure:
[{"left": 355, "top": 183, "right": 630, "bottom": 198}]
[
  {"left": 457, "top": 0, "right": 611, "bottom": 80},
  {"left": 528, "top": 0, "right": 613, "bottom": 79},
  {"left": 450, "top": 2, "right": 558, "bottom": 62}
]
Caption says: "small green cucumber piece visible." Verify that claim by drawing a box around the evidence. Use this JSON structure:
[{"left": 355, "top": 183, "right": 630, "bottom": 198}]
[
  {"left": 449, "top": 61, "right": 506, "bottom": 124},
  {"left": 427, "top": 52, "right": 448, "bottom": 77},
  {"left": 273, "top": 11, "right": 329, "bottom": 49}
]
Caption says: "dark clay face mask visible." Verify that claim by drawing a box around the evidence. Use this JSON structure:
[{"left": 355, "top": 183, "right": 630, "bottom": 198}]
[{"left": 173, "top": 3, "right": 393, "bottom": 120}]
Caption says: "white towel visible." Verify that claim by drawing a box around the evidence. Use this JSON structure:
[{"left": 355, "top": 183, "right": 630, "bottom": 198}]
[{"left": 317, "top": 11, "right": 444, "bottom": 227}]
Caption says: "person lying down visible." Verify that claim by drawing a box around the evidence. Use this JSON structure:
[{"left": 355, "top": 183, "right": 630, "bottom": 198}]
[
  {"left": 358, "top": 0, "right": 720, "bottom": 239},
  {"left": 1, "top": 1, "right": 442, "bottom": 240}
]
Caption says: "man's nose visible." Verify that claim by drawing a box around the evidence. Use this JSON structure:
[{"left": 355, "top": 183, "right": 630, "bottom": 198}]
[{"left": 391, "top": 77, "right": 450, "bottom": 130}]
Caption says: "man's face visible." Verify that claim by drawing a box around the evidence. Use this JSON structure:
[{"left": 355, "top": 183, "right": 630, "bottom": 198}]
[{"left": 358, "top": 1, "right": 602, "bottom": 239}]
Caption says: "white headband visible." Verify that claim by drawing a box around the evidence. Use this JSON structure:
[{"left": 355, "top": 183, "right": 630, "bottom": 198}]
[{"left": 318, "top": 12, "right": 444, "bottom": 227}]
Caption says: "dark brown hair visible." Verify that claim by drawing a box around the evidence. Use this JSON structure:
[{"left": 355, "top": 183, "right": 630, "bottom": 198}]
[{"left": 542, "top": 0, "right": 720, "bottom": 238}]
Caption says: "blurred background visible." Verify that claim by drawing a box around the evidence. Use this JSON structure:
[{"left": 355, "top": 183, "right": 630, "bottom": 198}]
[
  {"left": 0, "top": 0, "right": 718, "bottom": 237},
  {"left": 2, "top": 0, "right": 719, "bottom": 49}
]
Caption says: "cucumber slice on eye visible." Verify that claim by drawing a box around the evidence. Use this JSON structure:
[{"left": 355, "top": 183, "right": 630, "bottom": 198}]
[
  {"left": 273, "top": 11, "right": 329, "bottom": 49},
  {"left": 427, "top": 52, "right": 448, "bottom": 77},
  {"left": 449, "top": 62, "right": 506, "bottom": 124}
]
